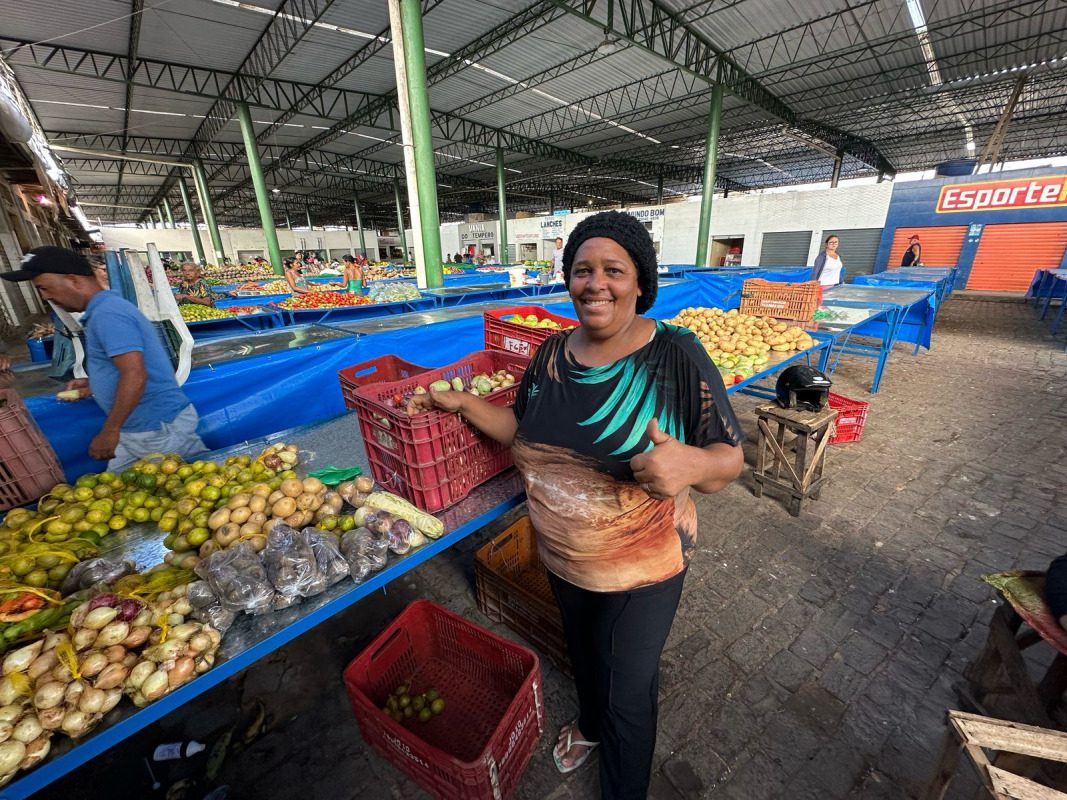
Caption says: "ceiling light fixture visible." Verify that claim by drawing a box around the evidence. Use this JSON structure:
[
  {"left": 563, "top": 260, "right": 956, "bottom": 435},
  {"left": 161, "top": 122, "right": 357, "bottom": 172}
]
[{"left": 595, "top": 29, "right": 620, "bottom": 56}]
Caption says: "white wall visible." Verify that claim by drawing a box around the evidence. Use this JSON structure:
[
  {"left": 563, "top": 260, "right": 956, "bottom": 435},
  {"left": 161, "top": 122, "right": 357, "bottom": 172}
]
[
  {"left": 659, "top": 184, "right": 893, "bottom": 265},
  {"left": 101, "top": 182, "right": 893, "bottom": 269},
  {"left": 100, "top": 226, "right": 379, "bottom": 263}
]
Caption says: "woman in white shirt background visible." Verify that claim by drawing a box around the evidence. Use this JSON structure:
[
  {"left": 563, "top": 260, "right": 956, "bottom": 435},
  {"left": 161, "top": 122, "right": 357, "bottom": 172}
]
[{"left": 811, "top": 234, "right": 843, "bottom": 287}]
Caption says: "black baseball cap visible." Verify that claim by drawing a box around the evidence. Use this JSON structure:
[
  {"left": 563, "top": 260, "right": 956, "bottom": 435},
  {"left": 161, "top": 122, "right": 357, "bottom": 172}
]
[{"left": 2, "top": 247, "right": 94, "bottom": 281}]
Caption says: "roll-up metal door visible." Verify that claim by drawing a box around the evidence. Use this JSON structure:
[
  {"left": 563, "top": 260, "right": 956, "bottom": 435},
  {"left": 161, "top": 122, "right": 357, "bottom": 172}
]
[
  {"left": 968, "top": 222, "right": 1067, "bottom": 291},
  {"left": 759, "top": 231, "right": 812, "bottom": 266},
  {"left": 823, "top": 228, "right": 882, "bottom": 279},
  {"left": 888, "top": 226, "right": 967, "bottom": 269}
]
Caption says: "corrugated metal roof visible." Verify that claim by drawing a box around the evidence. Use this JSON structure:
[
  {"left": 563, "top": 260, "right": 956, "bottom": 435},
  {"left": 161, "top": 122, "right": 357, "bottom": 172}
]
[
  {"left": 137, "top": 0, "right": 268, "bottom": 73},
  {"left": 4, "top": 0, "right": 1064, "bottom": 224}
]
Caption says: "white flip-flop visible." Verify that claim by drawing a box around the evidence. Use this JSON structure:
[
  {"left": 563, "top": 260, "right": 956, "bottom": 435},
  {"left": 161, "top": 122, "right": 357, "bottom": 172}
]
[{"left": 552, "top": 721, "right": 599, "bottom": 774}]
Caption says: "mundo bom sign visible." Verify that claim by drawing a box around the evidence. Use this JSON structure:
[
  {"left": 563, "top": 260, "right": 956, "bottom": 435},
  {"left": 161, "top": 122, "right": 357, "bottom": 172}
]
[{"left": 936, "top": 175, "right": 1067, "bottom": 213}]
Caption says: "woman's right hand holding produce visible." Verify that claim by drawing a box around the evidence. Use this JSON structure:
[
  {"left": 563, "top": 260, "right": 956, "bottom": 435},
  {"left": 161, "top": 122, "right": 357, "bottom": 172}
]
[{"left": 412, "top": 388, "right": 466, "bottom": 414}]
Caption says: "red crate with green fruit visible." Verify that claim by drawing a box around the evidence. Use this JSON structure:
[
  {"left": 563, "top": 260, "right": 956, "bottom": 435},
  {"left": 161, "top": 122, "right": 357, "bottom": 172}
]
[{"left": 483, "top": 306, "right": 577, "bottom": 358}]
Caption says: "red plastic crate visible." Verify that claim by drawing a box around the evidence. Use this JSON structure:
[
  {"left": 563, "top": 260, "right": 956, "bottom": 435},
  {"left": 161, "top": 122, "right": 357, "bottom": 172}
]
[
  {"left": 0, "top": 390, "right": 65, "bottom": 511},
  {"left": 338, "top": 355, "right": 431, "bottom": 410},
  {"left": 827, "top": 392, "right": 870, "bottom": 444},
  {"left": 343, "top": 600, "right": 543, "bottom": 800},
  {"left": 483, "top": 306, "right": 577, "bottom": 358},
  {"left": 346, "top": 350, "right": 530, "bottom": 512}
]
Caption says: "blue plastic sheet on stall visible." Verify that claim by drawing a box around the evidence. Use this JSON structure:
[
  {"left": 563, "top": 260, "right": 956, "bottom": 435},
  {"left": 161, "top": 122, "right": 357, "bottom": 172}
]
[
  {"left": 28, "top": 273, "right": 814, "bottom": 482},
  {"left": 850, "top": 294, "right": 936, "bottom": 349},
  {"left": 27, "top": 330, "right": 368, "bottom": 480}
]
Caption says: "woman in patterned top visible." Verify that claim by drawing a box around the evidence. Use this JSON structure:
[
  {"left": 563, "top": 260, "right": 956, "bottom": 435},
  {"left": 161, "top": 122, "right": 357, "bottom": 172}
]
[
  {"left": 175, "top": 262, "right": 215, "bottom": 306},
  {"left": 417, "top": 211, "right": 743, "bottom": 799}
]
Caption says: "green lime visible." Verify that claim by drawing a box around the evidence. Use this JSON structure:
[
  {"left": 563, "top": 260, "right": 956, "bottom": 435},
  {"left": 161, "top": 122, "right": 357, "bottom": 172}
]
[
  {"left": 47, "top": 563, "right": 72, "bottom": 582},
  {"left": 425, "top": 688, "right": 439, "bottom": 702},
  {"left": 137, "top": 473, "right": 158, "bottom": 490},
  {"left": 403, "top": 705, "right": 414, "bottom": 718},
  {"left": 96, "top": 471, "right": 116, "bottom": 484},
  {"left": 187, "top": 527, "right": 210, "bottom": 547},
  {"left": 108, "top": 514, "right": 127, "bottom": 531},
  {"left": 75, "top": 475, "right": 98, "bottom": 489},
  {"left": 418, "top": 708, "right": 433, "bottom": 723},
  {"left": 430, "top": 698, "right": 445, "bottom": 715},
  {"left": 130, "top": 507, "right": 150, "bottom": 523},
  {"left": 120, "top": 469, "right": 138, "bottom": 484}
]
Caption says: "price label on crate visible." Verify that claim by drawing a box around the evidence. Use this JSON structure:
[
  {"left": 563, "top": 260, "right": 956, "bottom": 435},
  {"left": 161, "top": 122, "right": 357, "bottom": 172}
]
[{"left": 502, "top": 336, "right": 531, "bottom": 356}]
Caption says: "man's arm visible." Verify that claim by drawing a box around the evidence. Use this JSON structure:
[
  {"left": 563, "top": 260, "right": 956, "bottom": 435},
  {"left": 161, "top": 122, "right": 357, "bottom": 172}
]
[{"left": 89, "top": 351, "right": 147, "bottom": 460}]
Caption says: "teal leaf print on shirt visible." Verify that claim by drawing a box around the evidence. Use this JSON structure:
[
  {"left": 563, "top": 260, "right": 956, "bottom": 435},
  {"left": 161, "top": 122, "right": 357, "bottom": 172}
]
[{"left": 573, "top": 323, "right": 686, "bottom": 458}]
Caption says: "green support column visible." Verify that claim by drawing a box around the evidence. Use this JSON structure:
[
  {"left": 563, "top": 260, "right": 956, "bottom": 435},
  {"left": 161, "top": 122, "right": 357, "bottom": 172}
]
[
  {"left": 162, "top": 196, "right": 175, "bottom": 227},
  {"left": 496, "top": 147, "right": 508, "bottom": 265},
  {"left": 399, "top": 0, "right": 442, "bottom": 286},
  {"left": 156, "top": 207, "right": 165, "bottom": 227},
  {"left": 353, "top": 194, "right": 367, "bottom": 257},
  {"left": 237, "top": 102, "right": 283, "bottom": 275},
  {"left": 192, "top": 159, "right": 225, "bottom": 264},
  {"left": 393, "top": 178, "right": 408, "bottom": 258},
  {"left": 177, "top": 175, "right": 206, "bottom": 265},
  {"left": 694, "top": 83, "right": 723, "bottom": 269}
]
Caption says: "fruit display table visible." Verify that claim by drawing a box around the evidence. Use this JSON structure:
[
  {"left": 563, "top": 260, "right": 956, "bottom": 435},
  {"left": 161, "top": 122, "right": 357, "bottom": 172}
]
[
  {"left": 181, "top": 307, "right": 288, "bottom": 340},
  {"left": 0, "top": 412, "right": 527, "bottom": 800},
  {"left": 419, "top": 282, "right": 568, "bottom": 308}
]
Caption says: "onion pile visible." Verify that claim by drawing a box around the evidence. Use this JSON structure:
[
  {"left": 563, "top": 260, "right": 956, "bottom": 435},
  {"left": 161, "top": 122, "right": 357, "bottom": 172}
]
[{"left": 0, "top": 586, "right": 222, "bottom": 785}]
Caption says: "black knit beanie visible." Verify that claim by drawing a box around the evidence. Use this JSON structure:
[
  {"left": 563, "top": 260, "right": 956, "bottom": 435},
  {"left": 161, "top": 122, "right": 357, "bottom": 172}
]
[{"left": 563, "top": 210, "right": 658, "bottom": 313}]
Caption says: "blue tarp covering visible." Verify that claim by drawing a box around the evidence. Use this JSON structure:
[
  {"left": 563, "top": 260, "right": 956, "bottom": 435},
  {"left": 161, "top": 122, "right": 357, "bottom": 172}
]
[{"left": 26, "top": 274, "right": 813, "bottom": 482}]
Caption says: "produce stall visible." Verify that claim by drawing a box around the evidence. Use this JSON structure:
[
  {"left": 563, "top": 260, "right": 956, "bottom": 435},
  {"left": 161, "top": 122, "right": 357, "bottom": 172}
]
[
  {"left": 812, "top": 302, "right": 906, "bottom": 393},
  {"left": 418, "top": 282, "right": 568, "bottom": 307},
  {"left": 0, "top": 414, "right": 526, "bottom": 800},
  {"left": 178, "top": 306, "right": 288, "bottom": 340}
]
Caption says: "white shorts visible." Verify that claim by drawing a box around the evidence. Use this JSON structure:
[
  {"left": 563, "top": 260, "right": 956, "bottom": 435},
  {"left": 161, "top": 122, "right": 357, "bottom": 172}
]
[{"left": 108, "top": 404, "right": 208, "bottom": 471}]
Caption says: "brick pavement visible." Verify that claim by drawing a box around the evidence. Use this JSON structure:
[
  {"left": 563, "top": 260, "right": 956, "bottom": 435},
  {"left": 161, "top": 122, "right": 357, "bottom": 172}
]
[{"left": 43, "top": 297, "right": 1067, "bottom": 800}]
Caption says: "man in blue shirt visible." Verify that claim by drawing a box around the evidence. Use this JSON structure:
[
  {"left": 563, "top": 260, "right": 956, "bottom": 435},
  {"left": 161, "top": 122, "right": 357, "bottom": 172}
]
[{"left": 3, "top": 247, "right": 206, "bottom": 470}]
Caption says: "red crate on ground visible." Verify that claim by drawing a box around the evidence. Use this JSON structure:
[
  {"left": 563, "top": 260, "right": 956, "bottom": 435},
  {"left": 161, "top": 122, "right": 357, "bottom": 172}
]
[
  {"left": 827, "top": 392, "right": 870, "bottom": 444},
  {"left": 344, "top": 350, "right": 530, "bottom": 512},
  {"left": 0, "top": 390, "right": 65, "bottom": 511},
  {"left": 338, "top": 355, "right": 431, "bottom": 410},
  {"left": 343, "top": 600, "right": 543, "bottom": 800},
  {"left": 483, "top": 306, "right": 577, "bottom": 358}
]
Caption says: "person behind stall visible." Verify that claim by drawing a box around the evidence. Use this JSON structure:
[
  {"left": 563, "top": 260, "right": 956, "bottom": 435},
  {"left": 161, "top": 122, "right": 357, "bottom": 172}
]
[
  {"left": 341, "top": 254, "right": 364, "bottom": 294},
  {"left": 284, "top": 259, "right": 311, "bottom": 294},
  {"left": 811, "top": 234, "right": 844, "bottom": 287},
  {"left": 901, "top": 235, "right": 922, "bottom": 267},
  {"left": 2, "top": 247, "right": 207, "bottom": 470},
  {"left": 453, "top": 253, "right": 463, "bottom": 264},
  {"left": 415, "top": 211, "right": 743, "bottom": 800},
  {"left": 462, "top": 251, "right": 474, "bottom": 265},
  {"left": 551, "top": 236, "right": 565, "bottom": 280},
  {"left": 174, "top": 262, "right": 216, "bottom": 307}
]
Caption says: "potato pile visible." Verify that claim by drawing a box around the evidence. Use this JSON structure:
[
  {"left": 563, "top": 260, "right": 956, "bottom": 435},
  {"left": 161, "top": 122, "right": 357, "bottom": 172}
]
[
  {"left": 666, "top": 308, "right": 815, "bottom": 357},
  {"left": 197, "top": 477, "right": 344, "bottom": 559}
]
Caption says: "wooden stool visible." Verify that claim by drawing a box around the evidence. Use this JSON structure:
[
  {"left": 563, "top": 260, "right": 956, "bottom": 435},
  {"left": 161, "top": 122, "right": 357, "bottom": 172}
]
[
  {"left": 923, "top": 711, "right": 1067, "bottom": 800},
  {"left": 752, "top": 403, "right": 837, "bottom": 516}
]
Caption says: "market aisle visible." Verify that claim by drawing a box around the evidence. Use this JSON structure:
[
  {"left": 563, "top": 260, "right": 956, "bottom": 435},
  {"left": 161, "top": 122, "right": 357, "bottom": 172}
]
[{"left": 41, "top": 298, "right": 1067, "bottom": 800}]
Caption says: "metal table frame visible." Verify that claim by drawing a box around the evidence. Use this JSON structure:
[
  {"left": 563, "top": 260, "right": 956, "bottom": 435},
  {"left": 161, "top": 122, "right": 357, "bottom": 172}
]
[
  {"left": 727, "top": 337, "right": 834, "bottom": 400},
  {"left": 815, "top": 301, "right": 905, "bottom": 394},
  {"left": 419, "top": 283, "right": 568, "bottom": 308}
]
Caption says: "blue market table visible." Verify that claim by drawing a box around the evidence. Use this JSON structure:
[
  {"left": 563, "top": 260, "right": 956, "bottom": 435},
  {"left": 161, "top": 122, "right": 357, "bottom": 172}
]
[
  {"left": 0, "top": 413, "right": 526, "bottom": 800},
  {"left": 823, "top": 284, "right": 937, "bottom": 355},
  {"left": 854, "top": 268, "right": 957, "bottom": 310},
  {"left": 1028, "top": 268, "right": 1067, "bottom": 335}
]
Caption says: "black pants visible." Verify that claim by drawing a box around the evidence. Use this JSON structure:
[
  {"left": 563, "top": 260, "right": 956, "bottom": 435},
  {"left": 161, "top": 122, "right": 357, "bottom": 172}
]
[{"left": 548, "top": 569, "right": 686, "bottom": 800}]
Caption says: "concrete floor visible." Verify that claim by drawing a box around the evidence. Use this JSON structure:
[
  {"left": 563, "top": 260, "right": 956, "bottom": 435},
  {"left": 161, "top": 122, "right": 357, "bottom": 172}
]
[{"left": 39, "top": 296, "right": 1067, "bottom": 800}]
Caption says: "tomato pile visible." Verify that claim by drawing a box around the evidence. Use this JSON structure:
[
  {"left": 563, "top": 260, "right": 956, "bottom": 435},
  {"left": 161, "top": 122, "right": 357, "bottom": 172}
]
[
  {"left": 226, "top": 306, "right": 264, "bottom": 316},
  {"left": 278, "top": 292, "right": 374, "bottom": 309}
]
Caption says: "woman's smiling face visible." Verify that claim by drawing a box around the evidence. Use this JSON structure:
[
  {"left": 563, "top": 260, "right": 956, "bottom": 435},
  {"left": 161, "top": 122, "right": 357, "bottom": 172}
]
[{"left": 568, "top": 237, "right": 642, "bottom": 337}]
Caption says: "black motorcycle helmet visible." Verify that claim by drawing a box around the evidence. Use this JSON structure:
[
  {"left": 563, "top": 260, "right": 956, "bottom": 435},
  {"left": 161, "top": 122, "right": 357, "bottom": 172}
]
[{"left": 775, "top": 365, "right": 832, "bottom": 411}]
